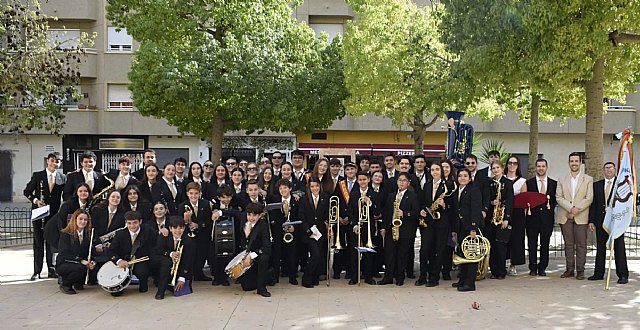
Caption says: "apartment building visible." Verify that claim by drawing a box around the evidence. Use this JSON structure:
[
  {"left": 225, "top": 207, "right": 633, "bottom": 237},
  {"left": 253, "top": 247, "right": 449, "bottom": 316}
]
[{"left": 0, "top": 0, "right": 636, "bottom": 201}]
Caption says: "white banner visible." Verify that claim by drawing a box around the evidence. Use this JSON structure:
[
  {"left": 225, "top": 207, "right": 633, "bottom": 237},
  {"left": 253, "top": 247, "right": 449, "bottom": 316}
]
[{"left": 603, "top": 134, "right": 636, "bottom": 248}]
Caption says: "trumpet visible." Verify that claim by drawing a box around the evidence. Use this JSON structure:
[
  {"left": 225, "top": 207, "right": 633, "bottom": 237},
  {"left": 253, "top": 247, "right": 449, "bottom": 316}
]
[
  {"left": 491, "top": 178, "right": 505, "bottom": 226},
  {"left": 184, "top": 205, "right": 197, "bottom": 238},
  {"left": 392, "top": 194, "right": 402, "bottom": 241},
  {"left": 170, "top": 239, "right": 183, "bottom": 287}
]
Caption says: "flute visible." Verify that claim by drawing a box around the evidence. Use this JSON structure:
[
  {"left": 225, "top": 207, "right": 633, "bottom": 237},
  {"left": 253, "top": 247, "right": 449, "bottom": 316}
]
[{"left": 85, "top": 228, "right": 94, "bottom": 285}]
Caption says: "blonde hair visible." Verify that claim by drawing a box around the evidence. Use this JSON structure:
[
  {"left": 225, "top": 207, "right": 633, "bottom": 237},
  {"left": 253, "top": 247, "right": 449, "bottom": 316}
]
[{"left": 61, "top": 209, "right": 92, "bottom": 238}]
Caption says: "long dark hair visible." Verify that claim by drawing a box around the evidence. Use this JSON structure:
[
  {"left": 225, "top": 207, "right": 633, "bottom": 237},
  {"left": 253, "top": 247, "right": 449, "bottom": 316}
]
[
  {"left": 140, "top": 164, "right": 160, "bottom": 184},
  {"left": 188, "top": 161, "right": 203, "bottom": 180}
]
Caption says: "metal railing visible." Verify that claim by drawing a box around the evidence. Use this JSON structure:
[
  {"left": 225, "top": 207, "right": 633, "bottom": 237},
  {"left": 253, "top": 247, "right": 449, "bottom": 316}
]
[
  {"left": 549, "top": 218, "right": 640, "bottom": 257},
  {"left": 0, "top": 207, "right": 33, "bottom": 247}
]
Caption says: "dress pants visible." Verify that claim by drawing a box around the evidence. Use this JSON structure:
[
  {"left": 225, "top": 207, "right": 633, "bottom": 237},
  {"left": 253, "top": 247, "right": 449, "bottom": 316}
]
[
  {"left": 507, "top": 209, "right": 526, "bottom": 265},
  {"left": 240, "top": 254, "right": 269, "bottom": 293},
  {"left": 56, "top": 262, "right": 87, "bottom": 287},
  {"left": 486, "top": 224, "right": 507, "bottom": 277},
  {"left": 383, "top": 234, "right": 413, "bottom": 281},
  {"left": 593, "top": 225, "right": 628, "bottom": 278},
  {"left": 152, "top": 257, "right": 173, "bottom": 294},
  {"left": 195, "top": 228, "right": 211, "bottom": 277},
  {"left": 302, "top": 237, "right": 323, "bottom": 286},
  {"left": 419, "top": 225, "right": 449, "bottom": 282},
  {"left": 458, "top": 262, "right": 478, "bottom": 288},
  {"left": 525, "top": 213, "right": 554, "bottom": 273},
  {"left": 560, "top": 219, "right": 588, "bottom": 272},
  {"left": 33, "top": 218, "right": 54, "bottom": 274}
]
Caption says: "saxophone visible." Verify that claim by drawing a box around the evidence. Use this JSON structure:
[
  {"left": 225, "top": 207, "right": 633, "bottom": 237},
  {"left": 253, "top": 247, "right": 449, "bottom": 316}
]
[
  {"left": 491, "top": 178, "right": 505, "bottom": 226},
  {"left": 391, "top": 194, "right": 402, "bottom": 241},
  {"left": 428, "top": 182, "right": 449, "bottom": 221},
  {"left": 86, "top": 173, "right": 115, "bottom": 211}
]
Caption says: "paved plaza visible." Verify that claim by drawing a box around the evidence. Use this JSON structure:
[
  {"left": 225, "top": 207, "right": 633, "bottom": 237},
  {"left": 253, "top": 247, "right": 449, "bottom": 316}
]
[{"left": 1, "top": 245, "right": 638, "bottom": 330}]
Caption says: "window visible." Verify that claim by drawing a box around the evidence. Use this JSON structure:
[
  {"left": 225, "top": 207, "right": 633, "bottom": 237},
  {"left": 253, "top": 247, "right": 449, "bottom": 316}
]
[
  {"left": 47, "top": 29, "right": 81, "bottom": 50},
  {"left": 308, "top": 23, "right": 344, "bottom": 42},
  {"left": 107, "top": 27, "right": 133, "bottom": 52},
  {"left": 108, "top": 85, "right": 133, "bottom": 110}
]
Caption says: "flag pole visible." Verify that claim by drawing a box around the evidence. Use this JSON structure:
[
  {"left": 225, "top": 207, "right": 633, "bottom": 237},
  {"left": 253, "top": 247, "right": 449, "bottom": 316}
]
[{"left": 604, "top": 244, "right": 614, "bottom": 290}]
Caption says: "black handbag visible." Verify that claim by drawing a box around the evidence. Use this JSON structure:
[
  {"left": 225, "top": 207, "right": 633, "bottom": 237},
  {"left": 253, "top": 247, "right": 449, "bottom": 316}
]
[{"left": 495, "top": 225, "right": 512, "bottom": 243}]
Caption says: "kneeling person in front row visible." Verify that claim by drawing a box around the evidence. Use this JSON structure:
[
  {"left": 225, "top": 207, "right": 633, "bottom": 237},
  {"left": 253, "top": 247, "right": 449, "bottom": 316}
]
[
  {"left": 152, "top": 216, "right": 195, "bottom": 300},
  {"left": 56, "top": 209, "right": 99, "bottom": 294},
  {"left": 238, "top": 202, "right": 272, "bottom": 297},
  {"left": 108, "top": 211, "right": 155, "bottom": 296}
]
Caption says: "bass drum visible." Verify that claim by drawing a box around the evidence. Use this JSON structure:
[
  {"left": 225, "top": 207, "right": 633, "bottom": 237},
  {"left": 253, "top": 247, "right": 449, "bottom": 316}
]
[
  {"left": 214, "top": 216, "right": 236, "bottom": 257},
  {"left": 224, "top": 251, "right": 252, "bottom": 279},
  {"left": 97, "top": 261, "right": 131, "bottom": 293}
]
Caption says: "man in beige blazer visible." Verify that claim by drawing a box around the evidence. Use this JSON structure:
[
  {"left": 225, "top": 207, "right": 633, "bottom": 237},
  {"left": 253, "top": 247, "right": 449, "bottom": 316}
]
[{"left": 556, "top": 152, "right": 593, "bottom": 280}]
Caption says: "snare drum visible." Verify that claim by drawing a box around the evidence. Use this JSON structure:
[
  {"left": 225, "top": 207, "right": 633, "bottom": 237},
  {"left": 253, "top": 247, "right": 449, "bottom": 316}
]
[
  {"left": 224, "top": 251, "right": 252, "bottom": 279},
  {"left": 97, "top": 262, "right": 131, "bottom": 293}
]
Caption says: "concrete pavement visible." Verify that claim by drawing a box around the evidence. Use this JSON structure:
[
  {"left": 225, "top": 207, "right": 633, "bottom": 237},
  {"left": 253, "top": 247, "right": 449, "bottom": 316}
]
[{"left": 1, "top": 245, "right": 638, "bottom": 329}]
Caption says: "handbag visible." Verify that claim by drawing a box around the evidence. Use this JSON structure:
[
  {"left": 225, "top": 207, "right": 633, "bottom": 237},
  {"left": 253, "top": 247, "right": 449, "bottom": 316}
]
[{"left": 495, "top": 225, "right": 512, "bottom": 243}]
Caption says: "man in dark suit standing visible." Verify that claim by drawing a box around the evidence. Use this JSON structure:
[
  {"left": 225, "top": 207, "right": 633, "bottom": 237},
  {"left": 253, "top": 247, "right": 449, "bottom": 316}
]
[
  {"left": 63, "top": 151, "right": 108, "bottom": 201},
  {"left": 106, "top": 156, "right": 138, "bottom": 193},
  {"left": 347, "top": 171, "right": 380, "bottom": 285},
  {"left": 588, "top": 162, "right": 629, "bottom": 284},
  {"left": 24, "top": 152, "right": 66, "bottom": 280},
  {"left": 180, "top": 182, "right": 214, "bottom": 281},
  {"left": 237, "top": 202, "right": 272, "bottom": 297},
  {"left": 465, "top": 155, "right": 491, "bottom": 219},
  {"left": 108, "top": 211, "right": 155, "bottom": 296},
  {"left": 383, "top": 153, "right": 399, "bottom": 187},
  {"left": 476, "top": 150, "right": 500, "bottom": 179},
  {"left": 132, "top": 149, "right": 157, "bottom": 181},
  {"left": 152, "top": 216, "right": 195, "bottom": 300},
  {"left": 525, "top": 158, "right": 557, "bottom": 276},
  {"left": 152, "top": 163, "right": 186, "bottom": 215}
]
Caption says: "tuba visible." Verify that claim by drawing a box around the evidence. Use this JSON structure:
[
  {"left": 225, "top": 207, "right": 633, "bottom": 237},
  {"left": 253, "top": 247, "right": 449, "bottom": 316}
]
[
  {"left": 391, "top": 194, "right": 402, "bottom": 241},
  {"left": 446, "top": 111, "right": 474, "bottom": 169},
  {"left": 491, "top": 178, "right": 505, "bottom": 226},
  {"left": 452, "top": 231, "right": 491, "bottom": 280}
]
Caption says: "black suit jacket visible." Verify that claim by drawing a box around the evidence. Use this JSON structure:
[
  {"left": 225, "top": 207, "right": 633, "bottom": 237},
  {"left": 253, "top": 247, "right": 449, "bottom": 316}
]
[
  {"left": 137, "top": 182, "right": 154, "bottom": 203},
  {"left": 238, "top": 214, "right": 272, "bottom": 257},
  {"left": 63, "top": 170, "right": 109, "bottom": 201},
  {"left": 525, "top": 177, "right": 557, "bottom": 221},
  {"left": 382, "top": 189, "right": 420, "bottom": 237},
  {"left": 91, "top": 207, "right": 126, "bottom": 238},
  {"left": 476, "top": 167, "right": 490, "bottom": 179},
  {"left": 106, "top": 170, "right": 139, "bottom": 192},
  {"left": 589, "top": 178, "right": 615, "bottom": 226},
  {"left": 488, "top": 176, "right": 515, "bottom": 223},
  {"left": 44, "top": 198, "right": 84, "bottom": 251},
  {"left": 108, "top": 225, "right": 156, "bottom": 262},
  {"left": 24, "top": 169, "right": 65, "bottom": 215},
  {"left": 332, "top": 179, "right": 356, "bottom": 222},
  {"left": 450, "top": 185, "right": 483, "bottom": 235},
  {"left": 422, "top": 180, "right": 452, "bottom": 228},
  {"left": 122, "top": 201, "right": 153, "bottom": 224},
  {"left": 151, "top": 179, "right": 186, "bottom": 215},
  {"left": 299, "top": 192, "right": 330, "bottom": 236},
  {"left": 153, "top": 233, "right": 195, "bottom": 280},
  {"left": 411, "top": 172, "right": 430, "bottom": 207},
  {"left": 56, "top": 229, "right": 97, "bottom": 265},
  {"left": 179, "top": 198, "right": 214, "bottom": 233},
  {"left": 471, "top": 174, "right": 491, "bottom": 215}
]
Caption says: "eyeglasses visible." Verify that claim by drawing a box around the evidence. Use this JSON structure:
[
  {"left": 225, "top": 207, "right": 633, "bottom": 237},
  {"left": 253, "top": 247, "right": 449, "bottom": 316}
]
[
  {"left": 203, "top": 164, "right": 213, "bottom": 168},
  {"left": 260, "top": 161, "right": 271, "bottom": 164},
  {"left": 226, "top": 162, "right": 236, "bottom": 166},
  {"left": 272, "top": 156, "right": 282, "bottom": 159},
  {"left": 465, "top": 162, "right": 476, "bottom": 165},
  {"left": 239, "top": 162, "right": 248, "bottom": 166},
  {"left": 507, "top": 161, "right": 518, "bottom": 165},
  {"left": 247, "top": 167, "right": 258, "bottom": 170},
  {"left": 397, "top": 178, "right": 409, "bottom": 182}
]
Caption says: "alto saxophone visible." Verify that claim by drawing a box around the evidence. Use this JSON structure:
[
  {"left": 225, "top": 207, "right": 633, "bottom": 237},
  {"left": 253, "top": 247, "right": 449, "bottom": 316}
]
[
  {"left": 391, "top": 194, "right": 402, "bottom": 241},
  {"left": 491, "top": 178, "right": 505, "bottom": 226},
  {"left": 428, "top": 182, "right": 449, "bottom": 221}
]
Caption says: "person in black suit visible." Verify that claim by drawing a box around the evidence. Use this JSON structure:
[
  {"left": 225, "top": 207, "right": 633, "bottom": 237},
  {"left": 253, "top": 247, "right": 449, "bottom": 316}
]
[
  {"left": 132, "top": 149, "right": 158, "bottom": 181},
  {"left": 237, "top": 202, "right": 272, "bottom": 297},
  {"left": 451, "top": 168, "right": 484, "bottom": 292},
  {"left": 91, "top": 190, "right": 125, "bottom": 241},
  {"left": 298, "top": 177, "right": 329, "bottom": 288},
  {"left": 465, "top": 155, "right": 491, "bottom": 219},
  {"left": 525, "top": 158, "right": 557, "bottom": 276},
  {"left": 329, "top": 158, "right": 345, "bottom": 191},
  {"left": 151, "top": 216, "right": 195, "bottom": 300},
  {"left": 382, "top": 153, "right": 399, "bottom": 187},
  {"left": 588, "top": 162, "right": 629, "bottom": 284},
  {"left": 106, "top": 156, "right": 138, "bottom": 193},
  {"left": 378, "top": 172, "right": 420, "bottom": 286},
  {"left": 144, "top": 201, "right": 171, "bottom": 243},
  {"left": 347, "top": 171, "right": 380, "bottom": 285},
  {"left": 152, "top": 163, "right": 186, "bottom": 215},
  {"left": 24, "top": 152, "right": 66, "bottom": 280},
  {"left": 369, "top": 170, "right": 388, "bottom": 276},
  {"left": 108, "top": 211, "right": 155, "bottom": 296},
  {"left": 63, "top": 151, "right": 109, "bottom": 201},
  {"left": 55, "top": 209, "right": 99, "bottom": 294},
  {"left": 267, "top": 179, "right": 300, "bottom": 284},
  {"left": 180, "top": 182, "right": 215, "bottom": 281},
  {"left": 417, "top": 163, "right": 451, "bottom": 287},
  {"left": 331, "top": 162, "right": 357, "bottom": 280},
  {"left": 411, "top": 155, "right": 430, "bottom": 203},
  {"left": 137, "top": 164, "right": 160, "bottom": 203},
  {"left": 121, "top": 185, "right": 153, "bottom": 224},
  {"left": 475, "top": 150, "right": 500, "bottom": 179},
  {"left": 486, "top": 161, "right": 514, "bottom": 279},
  {"left": 210, "top": 186, "right": 241, "bottom": 286},
  {"left": 44, "top": 183, "right": 92, "bottom": 253}
]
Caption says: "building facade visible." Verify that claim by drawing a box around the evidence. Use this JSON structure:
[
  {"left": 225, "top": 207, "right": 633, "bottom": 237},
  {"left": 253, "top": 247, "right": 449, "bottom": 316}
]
[{"left": 0, "top": 0, "right": 637, "bottom": 201}]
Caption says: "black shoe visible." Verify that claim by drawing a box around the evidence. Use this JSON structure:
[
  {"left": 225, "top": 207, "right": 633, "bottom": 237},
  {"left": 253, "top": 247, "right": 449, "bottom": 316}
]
[
  {"left": 59, "top": 285, "right": 76, "bottom": 294},
  {"left": 365, "top": 278, "right": 377, "bottom": 285},
  {"left": 396, "top": 280, "right": 404, "bottom": 286},
  {"left": 497, "top": 276, "right": 506, "bottom": 280},
  {"left": 407, "top": 274, "right": 416, "bottom": 279},
  {"left": 73, "top": 284, "right": 84, "bottom": 291},
  {"left": 194, "top": 275, "right": 212, "bottom": 281},
  {"left": 332, "top": 274, "right": 341, "bottom": 280},
  {"left": 377, "top": 278, "right": 393, "bottom": 285},
  {"left": 30, "top": 274, "right": 40, "bottom": 281},
  {"left": 373, "top": 272, "right": 383, "bottom": 278},
  {"left": 111, "top": 290, "right": 124, "bottom": 297},
  {"left": 442, "top": 273, "right": 452, "bottom": 281},
  {"left": 457, "top": 285, "right": 475, "bottom": 292},
  {"left": 490, "top": 275, "right": 499, "bottom": 279},
  {"left": 415, "top": 278, "right": 427, "bottom": 286},
  {"left": 221, "top": 280, "right": 230, "bottom": 286},
  {"left": 529, "top": 270, "right": 537, "bottom": 276},
  {"left": 211, "top": 281, "right": 221, "bottom": 286},
  {"left": 538, "top": 271, "right": 547, "bottom": 277},
  {"left": 588, "top": 274, "right": 604, "bottom": 281},
  {"left": 257, "top": 290, "right": 271, "bottom": 297},
  {"left": 155, "top": 292, "right": 165, "bottom": 300},
  {"left": 348, "top": 279, "right": 357, "bottom": 285},
  {"left": 313, "top": 280, "right": 319, "bottom": 286},
  {"left": 139, "top": 286, "right": 149, "bottom": 293},
  {"left": 48, "top": 272, "right": 58, "bottom": 279},
  {"left": 289, "top": 279, "right": 298, "bottom": 285},
  {"left": 451, "top": 282, "right": 461, "bottom": 288},
  {"left": 302, "top": 283, "right": 314, "bottom": 288},
  {"left": 426, "top": 281, "right": 439, "bottom": 287},
  {"left": 617, "top": 277, "right": 629, "bottom": 284}
]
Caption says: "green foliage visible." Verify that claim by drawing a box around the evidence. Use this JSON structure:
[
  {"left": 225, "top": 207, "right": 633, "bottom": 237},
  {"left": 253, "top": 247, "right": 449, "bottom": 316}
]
[
  {"left": 0, "top": 0, "right": 94, "bottom": 134},
  {"left": 106, "top": 0, "right": 346, "bottom": 141},
  {"left": 477, "top": 139, "right": 511, "bottom": 165}
]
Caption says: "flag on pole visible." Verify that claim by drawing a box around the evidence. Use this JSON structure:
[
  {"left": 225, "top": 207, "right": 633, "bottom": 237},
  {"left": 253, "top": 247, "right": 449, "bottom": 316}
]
[{"left": 603, "top": 128, "right": 636, "bottom": 248}]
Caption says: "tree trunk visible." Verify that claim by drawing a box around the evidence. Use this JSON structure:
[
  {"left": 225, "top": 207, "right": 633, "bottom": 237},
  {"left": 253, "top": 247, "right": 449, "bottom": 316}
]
[
  {"left": 584, "top": 58, "right": 605, "bottom": 180},
  {"left": 210, "top": 112, "right": 225, "bottom": 164},
  {"left": 411, "top": 110, "right": 426, "bottom": 154},
  {"left": 527, "top": 94, "right": 540, "bottom": 178}
]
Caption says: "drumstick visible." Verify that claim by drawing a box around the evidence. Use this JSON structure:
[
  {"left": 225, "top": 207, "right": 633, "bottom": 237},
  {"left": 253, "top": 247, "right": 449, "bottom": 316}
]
[{"left": 128, "top": 256, "right": 150, "bottom": 265}]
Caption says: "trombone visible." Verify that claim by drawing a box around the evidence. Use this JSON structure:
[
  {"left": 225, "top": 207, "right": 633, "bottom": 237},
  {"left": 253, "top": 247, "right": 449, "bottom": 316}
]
[
  {"left": 357, "top": 197, "right": 375, "bottom": 286},
  {"left": 327, "top": 195, "right": 341, "bottom": 286}
]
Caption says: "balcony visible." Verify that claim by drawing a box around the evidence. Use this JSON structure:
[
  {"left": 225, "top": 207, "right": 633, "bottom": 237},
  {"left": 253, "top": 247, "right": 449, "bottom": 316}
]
[
  {"left": 41, "top": 0, "right": 98, "bottom": 21},
  {"left": 79, "top": 50, "right": 97, "bottom": 78}
]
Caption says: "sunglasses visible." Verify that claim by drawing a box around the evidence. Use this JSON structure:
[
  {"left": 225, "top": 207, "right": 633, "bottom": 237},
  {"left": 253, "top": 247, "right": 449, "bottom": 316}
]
[
  {"left": 226, "top": 162, "right": 236, "bottom": 166},
  {"left": 507, "top": 161, "right": 518, "bottom": 165},
  {"left": 260, "top": 161, "right": 271, "bottom": 164},
  {"left": 203, "top": 164, "right": 213, "bottom": 167},
  {"left": 465, "top": 162, "right": 476, "bottom": 165},
  {"left": 247, "top": 167, "right": 258, "bottom": 170},
  {"left": 272, "top": 156, "right": 282, "bottom": 159}
]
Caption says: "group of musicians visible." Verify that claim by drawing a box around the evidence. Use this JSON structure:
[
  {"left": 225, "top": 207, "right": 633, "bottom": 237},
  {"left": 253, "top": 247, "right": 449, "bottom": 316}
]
[{"left": 24, "top": 148, "right": 630, "bottom": 299}]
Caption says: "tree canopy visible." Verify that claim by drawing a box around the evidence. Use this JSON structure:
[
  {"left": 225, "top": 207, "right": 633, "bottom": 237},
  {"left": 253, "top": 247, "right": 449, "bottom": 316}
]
[
  {"left": 1, "top": 0, "right": 93, "bottom": 135},
  {"left": 106, "top": 0, "right": 347, "bottom": 163}
]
